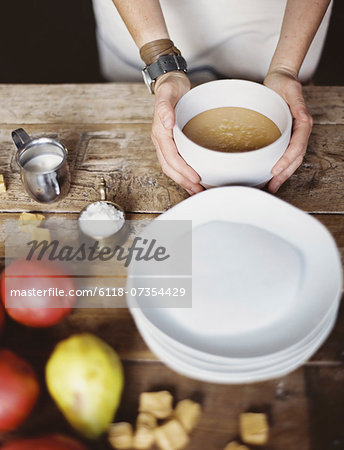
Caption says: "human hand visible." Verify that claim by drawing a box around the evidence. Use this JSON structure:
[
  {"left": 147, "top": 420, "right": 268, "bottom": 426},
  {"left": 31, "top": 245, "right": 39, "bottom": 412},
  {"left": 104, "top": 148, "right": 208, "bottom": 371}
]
[
  {"left": 263, "top": 68, "right": 313, "bottom": 193},
  {"left": 151, "top": 72, "right": 203, "bottom": 195}
]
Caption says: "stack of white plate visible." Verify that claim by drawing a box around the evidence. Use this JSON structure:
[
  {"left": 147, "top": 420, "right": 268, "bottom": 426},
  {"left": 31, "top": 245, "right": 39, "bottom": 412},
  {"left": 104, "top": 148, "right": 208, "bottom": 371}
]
[{"left": 127, "top": 187, "right": 342, "bottom": 383}]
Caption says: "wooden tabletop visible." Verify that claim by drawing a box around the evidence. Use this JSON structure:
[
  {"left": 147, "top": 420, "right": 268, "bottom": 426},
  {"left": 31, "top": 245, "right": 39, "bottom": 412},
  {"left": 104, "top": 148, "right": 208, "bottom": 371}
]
[{"left": 0, "top": 83, "right": 344, "bottom": 449}]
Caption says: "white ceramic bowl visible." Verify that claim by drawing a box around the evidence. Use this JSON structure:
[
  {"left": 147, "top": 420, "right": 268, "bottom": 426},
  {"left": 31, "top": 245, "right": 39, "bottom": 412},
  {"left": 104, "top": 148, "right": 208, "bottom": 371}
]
[{"left": 173, "top": 79, "right": 292, "bottom": 187}]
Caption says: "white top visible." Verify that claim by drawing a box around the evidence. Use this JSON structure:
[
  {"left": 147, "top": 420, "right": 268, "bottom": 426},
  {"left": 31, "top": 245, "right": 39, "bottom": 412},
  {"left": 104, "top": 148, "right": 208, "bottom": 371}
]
[{"left": 92, "top": 0, "right": 333, "bottom": 82}]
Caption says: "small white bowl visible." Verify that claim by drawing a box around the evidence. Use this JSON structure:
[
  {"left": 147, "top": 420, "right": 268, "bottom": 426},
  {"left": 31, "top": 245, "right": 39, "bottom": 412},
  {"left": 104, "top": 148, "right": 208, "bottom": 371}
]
[{"left": 173, "top": 79, "right": 292, "bottom": 187}]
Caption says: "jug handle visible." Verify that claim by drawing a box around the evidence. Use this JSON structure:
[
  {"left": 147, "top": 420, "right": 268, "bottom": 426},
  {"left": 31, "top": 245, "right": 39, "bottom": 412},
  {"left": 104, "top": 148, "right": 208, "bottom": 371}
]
[{"left": 11, "top": 128, "right": 31, "bottom": 150}]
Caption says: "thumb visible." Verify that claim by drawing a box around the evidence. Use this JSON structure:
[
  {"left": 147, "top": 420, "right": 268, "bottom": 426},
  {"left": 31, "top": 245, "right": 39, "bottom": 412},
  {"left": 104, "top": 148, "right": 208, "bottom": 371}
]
[
  {"left": 287, "top": 84, "right": 310, "bottom": 123},
  {"left": 155, "top": 84, "right": 178, "bottom": 130}
]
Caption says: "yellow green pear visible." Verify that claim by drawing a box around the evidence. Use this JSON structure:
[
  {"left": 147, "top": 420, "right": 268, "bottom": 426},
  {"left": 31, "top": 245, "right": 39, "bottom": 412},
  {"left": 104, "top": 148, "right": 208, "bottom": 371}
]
[{"left": 46, "top": 333, "right": 124, "bottom": 439}]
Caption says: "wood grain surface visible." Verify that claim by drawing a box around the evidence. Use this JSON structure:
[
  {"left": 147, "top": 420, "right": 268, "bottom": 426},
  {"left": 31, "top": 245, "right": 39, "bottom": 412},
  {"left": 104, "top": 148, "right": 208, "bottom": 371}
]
[
  {"left": 0, "top": 84, "right": 343, "bottom": 125},
  {"left": 0, "top": 84, "right": 344, "bottom": 450}
]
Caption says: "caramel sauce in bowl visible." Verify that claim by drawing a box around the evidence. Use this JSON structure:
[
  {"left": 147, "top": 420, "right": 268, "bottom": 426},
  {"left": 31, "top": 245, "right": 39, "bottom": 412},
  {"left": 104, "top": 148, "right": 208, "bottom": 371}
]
[{"left": 173, "top": 80, "right": 292, "bottom": 188}]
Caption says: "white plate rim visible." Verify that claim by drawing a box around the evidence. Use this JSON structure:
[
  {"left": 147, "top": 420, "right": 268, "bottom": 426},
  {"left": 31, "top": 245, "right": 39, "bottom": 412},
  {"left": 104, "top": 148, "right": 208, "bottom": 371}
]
[{"left": 128, "top": 186, "right": 342, "bottom": 358}]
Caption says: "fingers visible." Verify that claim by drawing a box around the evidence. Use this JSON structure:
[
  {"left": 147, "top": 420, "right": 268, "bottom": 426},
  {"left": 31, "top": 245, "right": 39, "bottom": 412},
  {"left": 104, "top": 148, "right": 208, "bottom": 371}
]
[
  {"left": 152, "top": 106, "right": 201, "bottom": 183},
  {"left": 269, "top": 117, "right": 312, "bottom": 193},
  {"left": 152, "top": 135, "right": 203, "bottom": 195},
  {"left": 287, "top": 83, "right": 313, "bottom": 125},
  {"left": 151, "top": 75, "right": 203, "bottom": 195},
  {"left": 268, "top": 80, "right": 313, "bottom": 193},
  {"left": 272, "top": 116, "right": 312, "bottom": 176},
  {"left": 268, "top": 154, "right": 303, "bottom": 194}
]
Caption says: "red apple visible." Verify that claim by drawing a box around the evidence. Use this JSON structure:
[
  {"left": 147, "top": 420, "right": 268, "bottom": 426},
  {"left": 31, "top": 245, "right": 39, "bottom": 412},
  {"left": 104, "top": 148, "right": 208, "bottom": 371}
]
[
  {"left": 0, "top": 349, "right": 40, "bottom": 431},
  {"left": 0, "top": 303, "right": 4, "bottom": 334},
  {"left": 1, "top": 259, "right": 76, "bottom": 327}
]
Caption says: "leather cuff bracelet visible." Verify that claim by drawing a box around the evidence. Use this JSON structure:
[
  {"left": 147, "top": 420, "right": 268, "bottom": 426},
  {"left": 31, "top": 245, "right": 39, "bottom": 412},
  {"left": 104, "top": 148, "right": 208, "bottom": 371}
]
[{"left": 140, "top": 38, "right": 181, "bottom": 66}]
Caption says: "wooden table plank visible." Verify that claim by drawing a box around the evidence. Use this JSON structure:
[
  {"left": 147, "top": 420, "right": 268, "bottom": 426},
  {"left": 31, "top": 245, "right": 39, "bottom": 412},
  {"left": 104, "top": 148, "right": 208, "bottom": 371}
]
[
  {"left": 310, "top": 301, "right": 344, "bottom": 364},
  {"left": 0, "top": 84, "right": 343, "bottom": 126},
  {"left": 1, "top": 308, "right": 154, "bottom": 362},
  {"left": 277, "top": 125, "right": 344, "bottom": 212},
  {"left": 1, "top": 212, "right": 342, "bottom": 286},
  {"left": 1, "top": 298, "right": 343, "bottom": 365},
  {"left": 1, "top": 212, "right": 344, "bottom": 255},
  {"left": 1, "top": 291, "right": 343, "bottom": 365},
  {"left": 303, "top": 86, "right": 344, "bottom": 124},
  {"left": 0, "top": 84, "right": 154, "bottom": 125},
  {"left": 305, "top": 367, "right": 344, "bottom": 450},
  {"left": 1, "top": 122, "right": 344, "bottom": 213},
  {"left": 0, "top": 124, "right": 187, "bottom": 213},
  {"left": 0, "top": 212, "right": 159, "bottom": 258}
]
